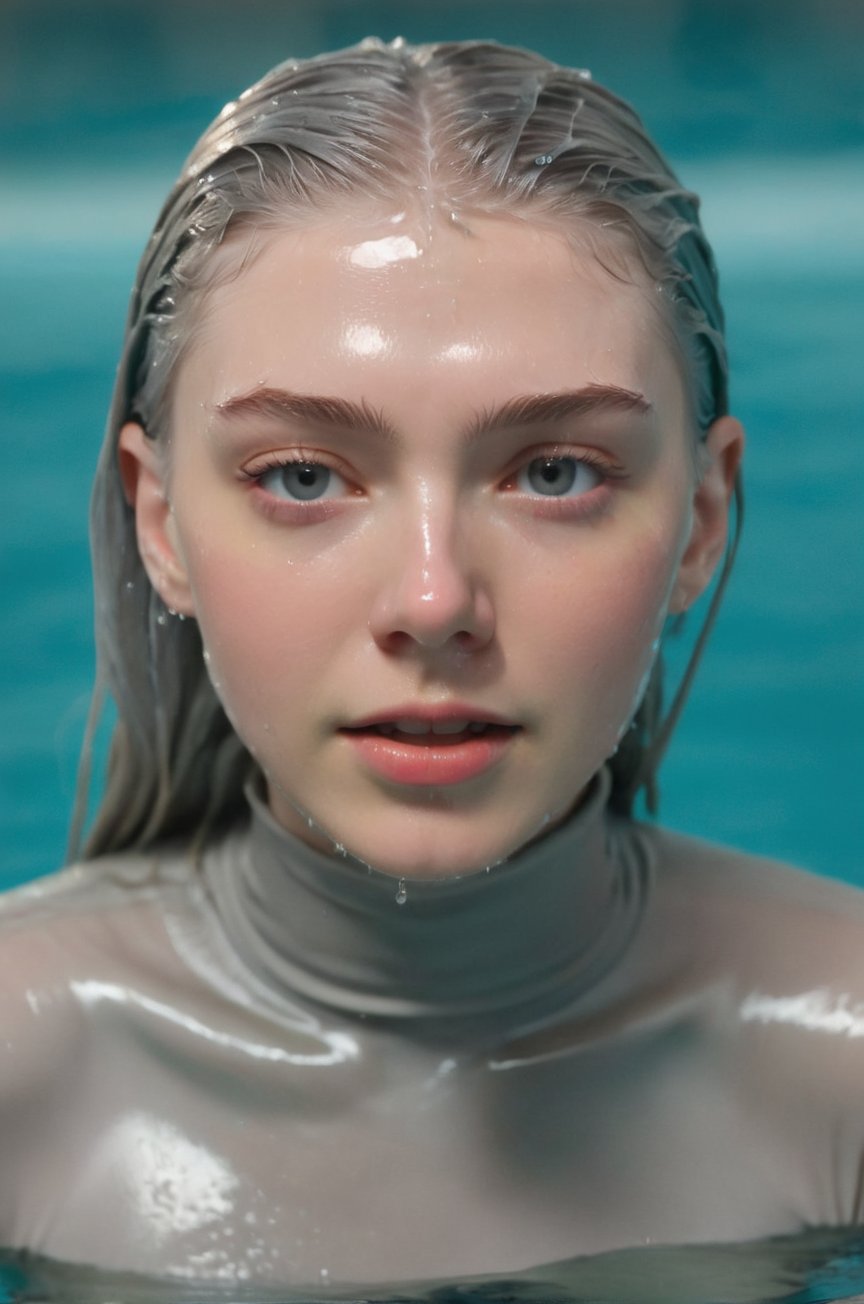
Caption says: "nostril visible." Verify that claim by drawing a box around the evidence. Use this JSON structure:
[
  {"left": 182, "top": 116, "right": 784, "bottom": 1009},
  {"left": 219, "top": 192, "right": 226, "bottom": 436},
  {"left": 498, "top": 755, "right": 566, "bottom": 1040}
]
[{"left": 367, "top": 558, "right": 496, "bottom": 652}]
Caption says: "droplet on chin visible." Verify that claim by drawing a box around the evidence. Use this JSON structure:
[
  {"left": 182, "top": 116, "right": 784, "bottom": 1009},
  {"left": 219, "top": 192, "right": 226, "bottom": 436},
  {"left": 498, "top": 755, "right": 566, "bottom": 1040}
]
[{"left": 395, "top": 878, "right": 408, "bottom": 905}]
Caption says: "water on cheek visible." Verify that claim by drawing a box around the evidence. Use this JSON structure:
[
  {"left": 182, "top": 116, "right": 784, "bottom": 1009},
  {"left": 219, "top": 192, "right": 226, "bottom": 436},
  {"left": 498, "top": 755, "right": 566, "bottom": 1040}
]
[
  {"left": 610, "top": 636, "right": 662, "bottom": 755},
  {"left": 201, "top": 647, "right": 217, "bottom": 690},
  {"left": 201, "top": 647, "right": 233, "bottom": 716},
  {"left": 200, "top": 644, "right": 265, "bottom": 769}
]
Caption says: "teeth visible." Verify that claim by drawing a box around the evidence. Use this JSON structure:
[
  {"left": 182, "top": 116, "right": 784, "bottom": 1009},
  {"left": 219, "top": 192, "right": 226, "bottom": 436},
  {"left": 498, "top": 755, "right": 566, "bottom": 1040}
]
[{"left": 373, "top": 719, "right": 487, "bottom": 736}]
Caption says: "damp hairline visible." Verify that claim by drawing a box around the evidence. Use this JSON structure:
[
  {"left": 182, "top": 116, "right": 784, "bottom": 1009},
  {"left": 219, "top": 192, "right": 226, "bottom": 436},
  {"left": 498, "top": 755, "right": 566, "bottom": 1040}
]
[{"left": 145, "top": 196, "right": 706, "bottom": 480}]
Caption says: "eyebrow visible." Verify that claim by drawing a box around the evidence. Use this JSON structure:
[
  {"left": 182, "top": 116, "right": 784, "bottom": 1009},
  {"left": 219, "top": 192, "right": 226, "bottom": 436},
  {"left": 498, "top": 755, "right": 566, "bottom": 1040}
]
[
  {"left": 462, "top": 384, "right": 651, "bottom": 441},
  {"left": 213, "top": 382, "right": 651, "bottom": 445},
  {"left": 214, "top": 389, "right": 399, "bottom": 440}
]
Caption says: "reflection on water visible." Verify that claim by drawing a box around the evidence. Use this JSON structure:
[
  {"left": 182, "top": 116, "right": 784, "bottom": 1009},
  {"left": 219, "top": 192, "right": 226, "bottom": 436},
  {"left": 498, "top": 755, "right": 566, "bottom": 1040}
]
[{"left": 3, "top": 1227, "right": 864, "bottom": 1304}]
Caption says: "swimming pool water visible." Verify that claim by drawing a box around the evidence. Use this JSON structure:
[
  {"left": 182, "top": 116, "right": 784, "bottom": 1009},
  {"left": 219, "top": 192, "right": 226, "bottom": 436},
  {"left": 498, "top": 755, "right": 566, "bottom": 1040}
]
[
  {"left": 4, "top": 1225, "right": 864, "bottom": 1302},
  {"left": 1, "top": 6, "right": 863, "bottom": 1304},
  {"left": 1, "top": 3, "right": 862, "bottom": 887}
]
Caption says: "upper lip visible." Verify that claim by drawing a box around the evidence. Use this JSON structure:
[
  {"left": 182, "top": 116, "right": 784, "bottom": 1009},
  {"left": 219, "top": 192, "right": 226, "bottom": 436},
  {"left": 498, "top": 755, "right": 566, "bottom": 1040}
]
[{"left": 344, "top": 704, "right": 519, "bottom": 730}]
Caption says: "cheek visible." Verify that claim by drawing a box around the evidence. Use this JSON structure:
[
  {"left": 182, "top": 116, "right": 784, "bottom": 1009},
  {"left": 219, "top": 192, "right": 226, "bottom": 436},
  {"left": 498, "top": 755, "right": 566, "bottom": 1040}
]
[
  {"left": 517, "top": 530, "right": 679, "bottom": 711},
  {"left": 179, "top": 540, "right": 357, "bottom": 730}
]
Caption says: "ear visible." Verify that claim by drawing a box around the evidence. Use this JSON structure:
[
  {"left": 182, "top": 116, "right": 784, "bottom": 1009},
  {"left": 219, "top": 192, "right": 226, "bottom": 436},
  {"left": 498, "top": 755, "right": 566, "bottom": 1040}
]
[
  {"left": 118, "top": 422, "right": 197, "bottom": 617},
  {"left": 669, "top": 415, "right": 745, "bottom": 614}
]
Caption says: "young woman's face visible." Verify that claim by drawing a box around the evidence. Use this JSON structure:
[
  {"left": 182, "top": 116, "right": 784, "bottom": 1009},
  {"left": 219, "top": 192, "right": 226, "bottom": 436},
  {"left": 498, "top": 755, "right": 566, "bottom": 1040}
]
[{"left": 129, "top": 210, "right": 733, "bottom": 878}]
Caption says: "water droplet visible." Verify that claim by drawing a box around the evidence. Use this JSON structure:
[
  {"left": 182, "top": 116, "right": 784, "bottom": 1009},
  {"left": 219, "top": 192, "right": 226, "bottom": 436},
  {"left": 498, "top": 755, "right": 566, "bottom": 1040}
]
[
  {"left": 124, "top": 580, "right": 135, "bottom": 592},
  {"left": 320, "top": 1267, "right": 330, "bottom": 1280},
  {"left": 395, "top": 878, "right": 407, "bottom": 905},
  {"left": 156, "top": 612, "right": 167, "bottom": 626}
]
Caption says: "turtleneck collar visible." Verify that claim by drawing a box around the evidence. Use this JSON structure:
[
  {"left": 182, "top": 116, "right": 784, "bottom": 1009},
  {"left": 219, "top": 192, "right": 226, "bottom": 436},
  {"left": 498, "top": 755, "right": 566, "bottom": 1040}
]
[{"left": 203, "top": 768, "right": 647, "bottom": 1034}]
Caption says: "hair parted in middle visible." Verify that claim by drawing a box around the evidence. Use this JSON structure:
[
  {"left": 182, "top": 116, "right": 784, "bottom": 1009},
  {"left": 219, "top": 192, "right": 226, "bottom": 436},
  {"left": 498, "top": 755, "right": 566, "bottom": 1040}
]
[{"left": 74, "top": 37, "right": 740, "bottom": 863}]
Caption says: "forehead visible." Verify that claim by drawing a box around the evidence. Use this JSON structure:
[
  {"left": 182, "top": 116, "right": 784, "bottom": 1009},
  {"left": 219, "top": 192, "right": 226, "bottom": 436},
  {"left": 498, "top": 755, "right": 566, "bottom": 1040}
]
[{"left": 176, "top": 209, "right": 687, "bottom": 427}]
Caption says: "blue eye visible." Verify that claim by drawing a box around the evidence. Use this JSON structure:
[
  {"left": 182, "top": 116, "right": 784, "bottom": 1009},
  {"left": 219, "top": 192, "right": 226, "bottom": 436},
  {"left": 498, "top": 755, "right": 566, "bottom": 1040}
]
[
  {"left": 259, "top": 461, "right": 344, "bottom": 501},
  {"left": 517, "top": 456, "right": 601, "bottom": 497}
]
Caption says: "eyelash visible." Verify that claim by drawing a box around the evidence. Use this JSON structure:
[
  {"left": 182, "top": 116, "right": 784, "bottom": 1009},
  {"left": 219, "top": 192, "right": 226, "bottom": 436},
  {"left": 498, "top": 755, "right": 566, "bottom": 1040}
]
[
  {"left": 500, "top": 448, "right": 622, "bottom": 503},
  {"left": 240, "top": 445, "right": 623, "bottom": 518},
  {"left": 239, "top": 450, "right": 358, "bottom": 518}
]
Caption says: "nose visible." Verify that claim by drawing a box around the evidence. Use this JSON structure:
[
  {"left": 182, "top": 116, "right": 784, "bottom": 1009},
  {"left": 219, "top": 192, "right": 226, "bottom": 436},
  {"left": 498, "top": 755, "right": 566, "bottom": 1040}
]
[{"left": 368, "top": 494, "right": 495, "bottom": 654}]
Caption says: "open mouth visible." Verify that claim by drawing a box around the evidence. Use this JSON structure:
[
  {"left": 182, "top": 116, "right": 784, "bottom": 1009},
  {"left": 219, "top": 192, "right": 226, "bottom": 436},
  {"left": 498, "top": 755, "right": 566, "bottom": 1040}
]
[
  {"left": 340, "top": 718, "right": 521, "bottom": 785},
  {"left": 343, "top": 721, "right": 520, "bottom": 745}
]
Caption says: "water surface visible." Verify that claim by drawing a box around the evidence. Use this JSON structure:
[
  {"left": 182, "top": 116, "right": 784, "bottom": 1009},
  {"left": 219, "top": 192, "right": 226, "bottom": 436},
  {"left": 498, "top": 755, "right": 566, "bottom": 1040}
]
[{"left": 4, "top": 1227, "right": 864, "bottom": 1304}]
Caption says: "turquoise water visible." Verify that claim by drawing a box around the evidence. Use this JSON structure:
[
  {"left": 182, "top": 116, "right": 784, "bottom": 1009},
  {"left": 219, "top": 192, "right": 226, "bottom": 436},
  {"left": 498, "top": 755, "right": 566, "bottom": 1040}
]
[
  {"left": 2, "top": 0, "right": 862, "bottom": 889},
  {"left": 4, "top": 1227, "right": 864, "bottom": 1302},
  {"left": 0, "top": 10, "right": 863, "bottom": 1303}
]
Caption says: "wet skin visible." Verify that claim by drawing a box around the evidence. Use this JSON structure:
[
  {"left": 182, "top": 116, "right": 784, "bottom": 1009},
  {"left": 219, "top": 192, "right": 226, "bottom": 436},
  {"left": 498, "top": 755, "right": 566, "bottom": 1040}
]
[
  {"left": 10, "top": 209, "right": 864, "bottom": 1294},
  {"left": 121, "top": 210, "right": 741, "bottom": 879}
]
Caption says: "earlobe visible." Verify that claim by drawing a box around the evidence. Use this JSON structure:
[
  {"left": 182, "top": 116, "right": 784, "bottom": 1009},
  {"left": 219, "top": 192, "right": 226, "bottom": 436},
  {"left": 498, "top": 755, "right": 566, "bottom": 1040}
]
[
  {"left": 117, "top": 422, "right": 197, "bottom": 617},
  {"left": 669, "top": 415, "right": 745, "bottom": 614}
]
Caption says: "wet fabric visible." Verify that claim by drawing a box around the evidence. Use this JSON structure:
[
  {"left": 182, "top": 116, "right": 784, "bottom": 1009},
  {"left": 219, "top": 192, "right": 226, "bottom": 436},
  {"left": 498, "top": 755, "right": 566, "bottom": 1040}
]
[
  {"left": 2, "top": 770, "right": 864, "bottom": 1289},
  {"left": 5, "top": 1225, "right": 864, "bottom": 1303}
]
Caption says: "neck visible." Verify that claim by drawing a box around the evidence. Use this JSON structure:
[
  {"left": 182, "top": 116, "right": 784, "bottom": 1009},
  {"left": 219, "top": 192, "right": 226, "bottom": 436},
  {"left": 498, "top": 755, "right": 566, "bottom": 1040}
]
[{"left": 204, "top": 768, "right": 646, "bottom": 1037}]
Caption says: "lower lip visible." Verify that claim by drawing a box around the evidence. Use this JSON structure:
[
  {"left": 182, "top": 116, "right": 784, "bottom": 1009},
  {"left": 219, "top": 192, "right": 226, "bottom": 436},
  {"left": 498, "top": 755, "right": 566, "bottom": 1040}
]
[{"left": 341, "top": 726, "right": 519, "bottom": 786}]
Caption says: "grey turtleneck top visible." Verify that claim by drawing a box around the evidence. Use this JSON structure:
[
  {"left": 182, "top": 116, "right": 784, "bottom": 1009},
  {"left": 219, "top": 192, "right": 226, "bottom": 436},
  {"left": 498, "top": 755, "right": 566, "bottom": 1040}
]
[{"left": 2, "top": 770, "right": 864, "bottom": 1292}]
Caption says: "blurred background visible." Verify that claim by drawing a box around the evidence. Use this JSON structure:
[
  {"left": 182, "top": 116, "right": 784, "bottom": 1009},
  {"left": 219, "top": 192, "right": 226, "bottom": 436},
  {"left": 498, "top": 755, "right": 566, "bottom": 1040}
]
[{"left": 1, "top": 0, "right": 862, "bottom": 890}]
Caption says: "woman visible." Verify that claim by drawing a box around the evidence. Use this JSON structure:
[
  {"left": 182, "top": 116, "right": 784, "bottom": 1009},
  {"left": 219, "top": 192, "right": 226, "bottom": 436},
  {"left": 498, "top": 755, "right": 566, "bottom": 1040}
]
[{"left": 1, "top": 37, "right": 863, "bottom": 1294}]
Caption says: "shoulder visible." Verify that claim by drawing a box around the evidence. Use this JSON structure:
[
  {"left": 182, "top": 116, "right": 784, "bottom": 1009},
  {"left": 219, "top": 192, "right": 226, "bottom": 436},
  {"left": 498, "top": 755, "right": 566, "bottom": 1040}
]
[
  {"left": 633, "top": 819, "right": 864, "bottom": 989},
  {"left": 0, "top": 850, "right": 198, "bottom": 1097},
  {"left": 634, "top": 822, "right": 864, "bottom": 1144},
  {"left": 0, "top": 847, "right": 198, "bottom": 946}
]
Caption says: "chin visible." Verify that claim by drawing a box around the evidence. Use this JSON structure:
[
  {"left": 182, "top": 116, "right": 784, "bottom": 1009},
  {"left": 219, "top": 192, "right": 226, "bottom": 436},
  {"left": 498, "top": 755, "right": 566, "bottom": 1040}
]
[{"left": 342, "top": 812, "right": 538, "bottom": 882}]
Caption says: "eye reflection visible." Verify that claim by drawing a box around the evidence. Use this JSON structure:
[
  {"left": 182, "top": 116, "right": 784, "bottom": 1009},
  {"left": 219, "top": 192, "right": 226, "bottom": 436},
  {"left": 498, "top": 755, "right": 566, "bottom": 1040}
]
[{"left": 519, "top": 456, "right": 601, "bottom": 497}]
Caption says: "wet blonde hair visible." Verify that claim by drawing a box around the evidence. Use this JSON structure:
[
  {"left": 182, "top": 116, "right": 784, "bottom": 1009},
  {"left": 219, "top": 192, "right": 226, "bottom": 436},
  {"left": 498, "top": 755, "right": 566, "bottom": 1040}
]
[{"left": 72, "top": 37, "right": 740, "bottom": 860}]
